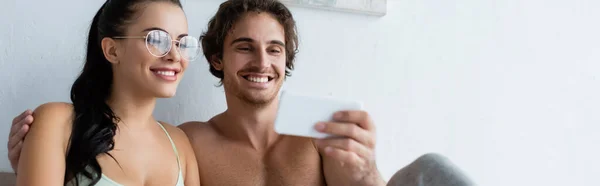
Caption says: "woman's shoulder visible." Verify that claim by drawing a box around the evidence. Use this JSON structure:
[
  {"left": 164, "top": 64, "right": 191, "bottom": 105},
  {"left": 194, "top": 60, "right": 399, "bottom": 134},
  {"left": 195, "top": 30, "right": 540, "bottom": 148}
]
[
  {"left": 157, "top": 121, "right": 191, "bottom": 146},
  {"left": 157, "top": 121, "right": 197, "bottom": 166},
  {"left": 34, "top": 102, "right": 73, "bottom": 115},
  {"left": 158, "top": 122, "right": 201, "bottom": 186},
  {"left": 32, "top": 102, "right": 74, "bottom": 128},
  {"left": 19, "top": 102, "right": 73, "bottom": 156},
  {"left": 16, "top": 102, "right": 74, "bottom": 184}
]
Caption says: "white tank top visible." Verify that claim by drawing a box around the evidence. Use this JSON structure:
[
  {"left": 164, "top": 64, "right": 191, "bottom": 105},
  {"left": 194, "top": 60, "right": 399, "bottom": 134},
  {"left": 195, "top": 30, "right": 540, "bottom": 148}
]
[{"left": 66, "top": 122, "right": 184, "bottom": 186}]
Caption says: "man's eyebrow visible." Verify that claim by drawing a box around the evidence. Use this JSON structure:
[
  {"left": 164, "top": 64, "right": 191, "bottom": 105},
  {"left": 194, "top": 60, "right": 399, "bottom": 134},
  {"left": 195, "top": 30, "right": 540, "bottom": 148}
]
[
  {"left": 231, "top": 37, "right": 254, "bottom": 45},
  {"left": 269, "top": 40, "right": 285, "bottom": 47},
  {"left": 142, "top": 27, "right": 188, "bottom": 38},
  {"left": 231, "top": 37, "right": 285, "bottom": 47}
]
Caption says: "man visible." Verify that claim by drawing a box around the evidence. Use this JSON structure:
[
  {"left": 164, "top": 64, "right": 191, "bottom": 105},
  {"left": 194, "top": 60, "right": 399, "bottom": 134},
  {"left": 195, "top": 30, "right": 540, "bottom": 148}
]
[{"left": 7, "top": 0, "right": 475, "bottom": 185}]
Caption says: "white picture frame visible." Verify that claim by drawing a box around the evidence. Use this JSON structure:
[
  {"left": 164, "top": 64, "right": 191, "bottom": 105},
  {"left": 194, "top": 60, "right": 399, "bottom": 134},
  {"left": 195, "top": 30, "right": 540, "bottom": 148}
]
[{"left": 280, "top": 0, "right": 387, "bottom": 16}]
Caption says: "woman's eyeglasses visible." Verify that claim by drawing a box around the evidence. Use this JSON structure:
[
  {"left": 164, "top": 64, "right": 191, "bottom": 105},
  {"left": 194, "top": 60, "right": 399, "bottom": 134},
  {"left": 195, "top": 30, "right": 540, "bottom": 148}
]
[{"left": 113, "top": 30, "right": 201, "bottom": 61}]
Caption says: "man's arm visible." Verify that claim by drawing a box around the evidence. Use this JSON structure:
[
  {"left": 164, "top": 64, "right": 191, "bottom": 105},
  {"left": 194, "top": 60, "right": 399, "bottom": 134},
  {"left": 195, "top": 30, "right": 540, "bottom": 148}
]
[
  {"left": 16, "top": 103, "right": 72, "bottom": 186},
  {"left": 7, "top": 109, "right": 34, "bottom": 173},
  {"left": 315, "top": 110, "right": 386, "bottom": 186}
]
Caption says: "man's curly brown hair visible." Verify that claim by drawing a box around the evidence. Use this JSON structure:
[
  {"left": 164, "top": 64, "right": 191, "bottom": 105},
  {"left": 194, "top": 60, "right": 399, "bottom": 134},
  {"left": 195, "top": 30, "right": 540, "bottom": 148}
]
[{"left": 200, "top": 0, "right": 299, "bottom": 81}]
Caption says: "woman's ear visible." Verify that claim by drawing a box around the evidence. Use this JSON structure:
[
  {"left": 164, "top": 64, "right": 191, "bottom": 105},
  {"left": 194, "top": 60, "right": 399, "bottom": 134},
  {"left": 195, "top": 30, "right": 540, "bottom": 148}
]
[
  {"left": 211, "top": 54, "right": 223, "bottom": 70},
  {"left": 101, "top": 37, "right": 119, "bottom": 64}
]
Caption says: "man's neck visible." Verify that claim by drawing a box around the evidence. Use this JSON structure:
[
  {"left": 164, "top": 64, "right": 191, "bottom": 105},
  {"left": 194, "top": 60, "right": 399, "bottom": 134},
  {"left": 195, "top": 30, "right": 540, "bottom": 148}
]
[{"left": 215, "top": 93, "right": 280, "bottom": 151}]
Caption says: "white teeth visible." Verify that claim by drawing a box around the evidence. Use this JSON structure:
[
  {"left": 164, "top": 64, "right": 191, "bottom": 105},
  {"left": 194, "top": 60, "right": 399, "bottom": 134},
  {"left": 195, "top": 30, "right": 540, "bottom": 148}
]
[
  {"left": 156, "top": 71, "right": 175, "bottom": 76},
  {"left": 247, "top": 77, "right": 268, "bottom": 83}
]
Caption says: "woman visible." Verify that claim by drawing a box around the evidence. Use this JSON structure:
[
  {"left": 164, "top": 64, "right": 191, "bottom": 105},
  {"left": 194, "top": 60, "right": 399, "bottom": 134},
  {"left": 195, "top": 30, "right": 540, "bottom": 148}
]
[{"left": 15, "top": 0, "right": 201, "bottom": 185}]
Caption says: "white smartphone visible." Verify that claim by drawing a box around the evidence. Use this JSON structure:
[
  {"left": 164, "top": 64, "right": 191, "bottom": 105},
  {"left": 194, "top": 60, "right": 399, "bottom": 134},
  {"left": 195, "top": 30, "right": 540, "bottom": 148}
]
[{"left": 274, "top": 91, "right": 363, "bottom": 139}]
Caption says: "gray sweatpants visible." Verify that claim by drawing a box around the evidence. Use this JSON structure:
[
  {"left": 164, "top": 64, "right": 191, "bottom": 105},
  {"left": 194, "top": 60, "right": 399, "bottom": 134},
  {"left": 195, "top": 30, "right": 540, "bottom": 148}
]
[{"left": 387, "top": 153, "right": 476, "bottom": 186}]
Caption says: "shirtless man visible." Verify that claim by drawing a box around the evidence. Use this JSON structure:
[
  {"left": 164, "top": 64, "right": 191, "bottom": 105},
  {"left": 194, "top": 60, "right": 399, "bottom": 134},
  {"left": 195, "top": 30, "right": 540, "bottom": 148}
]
[
  {"left": 179, "top": 0, "right": 385, "bottom": 185},
  {"left": 7, "top": 1, "right": 476, "bottom": 186}
]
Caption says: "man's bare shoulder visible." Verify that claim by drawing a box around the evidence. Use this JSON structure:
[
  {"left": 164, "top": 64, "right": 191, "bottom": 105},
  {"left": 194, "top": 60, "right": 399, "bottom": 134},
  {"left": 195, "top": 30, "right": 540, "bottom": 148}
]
[
  {"left": 178, "top": 120, "right": 218, "bottom": 141},
  {"left": 178, "top": 121, "right": 214, "bottom": 133}
]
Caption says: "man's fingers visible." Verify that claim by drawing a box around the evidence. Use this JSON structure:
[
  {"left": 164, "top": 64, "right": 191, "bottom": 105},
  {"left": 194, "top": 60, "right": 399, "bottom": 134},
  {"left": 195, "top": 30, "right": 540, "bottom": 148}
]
[
  {"left": 333, "top": 110, "right": 374, "bottom": 131},
  {"left": 9, "top": 140, "right": 23, "bottom": 172},
  {"left": 7, "top": 124, "right": 29, "bottom": 150},
  {"left": 8, "top": 141, "right": 23, "bottom": 159},
  {"left": 9, "top": 115, "right": 33, "bottom": 137},
  {"left": 316, "top": 138, "right": 373, "bottom": 159},
  {"left": 322, "top": 146, "right": 365, "bottom": 166},
  {"left": 315, "top": 122, "right": 374, "bottom": 148},
  {"left": 11, "top": 110, "right": 32, "bottom": 126}
]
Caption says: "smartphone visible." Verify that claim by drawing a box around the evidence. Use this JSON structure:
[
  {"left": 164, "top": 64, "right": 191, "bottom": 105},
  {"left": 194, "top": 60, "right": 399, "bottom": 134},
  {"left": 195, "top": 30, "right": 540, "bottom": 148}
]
[{"left": 274, "top": 91, "right": 363, "bottom": 139}]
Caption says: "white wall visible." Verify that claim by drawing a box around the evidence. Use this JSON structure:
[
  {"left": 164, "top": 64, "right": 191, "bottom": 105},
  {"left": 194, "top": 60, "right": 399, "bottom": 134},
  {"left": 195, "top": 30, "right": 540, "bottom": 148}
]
[{"left": 1, "top": 0, "right": 599, "bottom": 185}]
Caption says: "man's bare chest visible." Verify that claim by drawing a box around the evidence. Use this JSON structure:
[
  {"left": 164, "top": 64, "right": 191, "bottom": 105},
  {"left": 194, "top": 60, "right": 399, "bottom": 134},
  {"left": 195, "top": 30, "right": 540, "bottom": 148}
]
[{"left": 195, "top": 136, "right": 326, "bottom": 186}]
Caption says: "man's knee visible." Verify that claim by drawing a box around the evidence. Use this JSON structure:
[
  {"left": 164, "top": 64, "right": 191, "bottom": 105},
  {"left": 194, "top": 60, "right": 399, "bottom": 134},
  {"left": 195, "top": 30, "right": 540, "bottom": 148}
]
[{"left": 387, "top": 153, "right": 475, "bottom": 186}]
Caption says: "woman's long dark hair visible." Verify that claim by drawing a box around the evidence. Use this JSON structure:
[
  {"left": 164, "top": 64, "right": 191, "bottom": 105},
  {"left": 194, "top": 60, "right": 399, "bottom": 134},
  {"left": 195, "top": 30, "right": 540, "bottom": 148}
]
[{"left": 66, "top": 0, "right": 182, "bottom": 185}]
